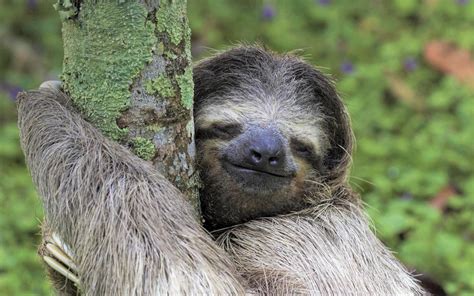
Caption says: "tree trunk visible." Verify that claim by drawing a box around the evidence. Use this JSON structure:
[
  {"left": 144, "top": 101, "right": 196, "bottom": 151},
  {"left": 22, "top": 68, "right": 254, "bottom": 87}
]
[
  {"left": 56, "top": 0, "right": 199, "bottom": 208},
  {"left": 26, "top": 1, "right": 199, "bottom": 294}
]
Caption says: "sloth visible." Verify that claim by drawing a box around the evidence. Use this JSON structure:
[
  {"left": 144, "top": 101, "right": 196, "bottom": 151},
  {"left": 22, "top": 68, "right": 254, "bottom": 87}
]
[{"left": 17, "top": 46, "right": 426, "bottom": 295}]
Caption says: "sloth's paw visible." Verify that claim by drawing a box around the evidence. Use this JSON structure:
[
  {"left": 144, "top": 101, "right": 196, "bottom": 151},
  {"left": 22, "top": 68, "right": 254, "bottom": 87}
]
[{"left": 43, "top": 233, "right": 79, "bottom": 285}]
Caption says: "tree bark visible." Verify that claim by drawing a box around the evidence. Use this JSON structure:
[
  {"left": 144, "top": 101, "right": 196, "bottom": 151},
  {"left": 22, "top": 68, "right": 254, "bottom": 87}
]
[
  {"left": 55, "top": 0, "right": 199, "bottom": 208},
  {"left": 25, "top": 1, "right": 200, "bottom": 294}
]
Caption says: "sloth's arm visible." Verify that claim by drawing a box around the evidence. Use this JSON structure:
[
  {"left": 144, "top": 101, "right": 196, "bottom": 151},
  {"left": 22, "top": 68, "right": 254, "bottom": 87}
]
[{"left": 17, "top": 89, "right": 245, "bottom": 295}]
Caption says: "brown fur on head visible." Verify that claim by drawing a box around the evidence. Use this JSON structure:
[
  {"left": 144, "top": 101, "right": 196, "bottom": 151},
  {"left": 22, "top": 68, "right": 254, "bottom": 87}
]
[{"left": 193, "top": 46, "right": 354, "bottom": 230}]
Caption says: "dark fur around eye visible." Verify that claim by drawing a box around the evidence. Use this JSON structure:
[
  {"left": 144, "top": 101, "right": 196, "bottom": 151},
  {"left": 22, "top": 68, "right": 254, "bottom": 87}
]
[
  {"left": 291, "top": 138, "right": 314, "bottom": 158},
  {"left": 196, "top": 123, "right": 242, "bottom": 140},
  {"left": 291, "top": 138, "right": 325, "bottom": 172}
]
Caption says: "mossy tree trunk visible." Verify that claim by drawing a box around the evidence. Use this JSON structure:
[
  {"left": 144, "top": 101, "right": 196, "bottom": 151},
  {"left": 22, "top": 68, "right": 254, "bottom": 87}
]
[{"left": 55, "top": 0, "right": 199, "bottom": 209}]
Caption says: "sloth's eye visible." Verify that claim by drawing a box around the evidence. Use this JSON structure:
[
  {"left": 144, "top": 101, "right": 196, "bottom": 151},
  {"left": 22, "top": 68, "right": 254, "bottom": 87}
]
[
  {"left": 291, "top": 139, "right": 314, "bottom": 158},
  {"left": 196, "top": 123, "right": 242, "bottom": 140},
  {"left": 211, "top": 123, "right": 242, "bottom": 139}
]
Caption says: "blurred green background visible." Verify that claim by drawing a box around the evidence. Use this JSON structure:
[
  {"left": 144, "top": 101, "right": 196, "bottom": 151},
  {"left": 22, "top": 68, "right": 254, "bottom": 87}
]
[{"left": 1, "top": 0, "right": 473, "bottom": 295}]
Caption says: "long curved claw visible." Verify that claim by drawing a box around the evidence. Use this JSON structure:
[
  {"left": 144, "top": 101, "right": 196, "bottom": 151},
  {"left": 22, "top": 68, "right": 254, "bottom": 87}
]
[
  {"left": 51, "top": 232, "right": 75, "bottom": 264},
  {"left": 43, "top": 233, "right": 79, "bottom": 286},
  {"left": 45, "top": 242, "right": 78, "bottom": 272},
  {"left": 43, "top": 255, "right": 80, "bottom": 285}
]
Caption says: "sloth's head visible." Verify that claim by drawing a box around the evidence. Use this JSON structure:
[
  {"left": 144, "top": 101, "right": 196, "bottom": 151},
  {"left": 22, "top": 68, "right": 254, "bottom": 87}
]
[{"left": 193, "top": 46, "right": 353, "bottom": 230}]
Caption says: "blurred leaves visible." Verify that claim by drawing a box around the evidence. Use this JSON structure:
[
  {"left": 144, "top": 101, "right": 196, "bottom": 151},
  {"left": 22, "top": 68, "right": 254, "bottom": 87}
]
[
  {"left": 0, "top": 94, "right": 50, "bottom": 294},
  {"left": 1, "top": 0, "right": 474, "bottom": 295},
  {"left": 190, "top": 0, "right": 474, "bottom": 294},
  {"left": 424, "top": 40, "right": 474, "bottom": 88}
]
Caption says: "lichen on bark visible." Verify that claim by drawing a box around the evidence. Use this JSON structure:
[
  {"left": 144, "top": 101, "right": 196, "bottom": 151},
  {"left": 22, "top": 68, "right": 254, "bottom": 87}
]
[
  {"left": 177, "top": 67, "right": 194, "bottom": 109},
  {"left": 146, "top": 74, "right": 175, "bottom": 97},
  {"left": 35, "top": 1, "right": 200, "bottom": 294},
  {"left": 156, "top": 0, "right": 188, "bottom": 46},
  {"left": 131, "top": 137, "right": 156, "bottom": 160},
  {"left": 57, "top": 0, "right": 199, "bottom": 205},
  {"left": 61, "top": 0, "right": 156, "bottom": 140}
]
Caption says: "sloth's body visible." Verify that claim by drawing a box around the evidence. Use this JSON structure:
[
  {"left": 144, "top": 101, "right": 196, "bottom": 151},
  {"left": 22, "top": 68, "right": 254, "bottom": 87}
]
[{"left": 18, "top": 47, "right": 425, "bottom": 295}]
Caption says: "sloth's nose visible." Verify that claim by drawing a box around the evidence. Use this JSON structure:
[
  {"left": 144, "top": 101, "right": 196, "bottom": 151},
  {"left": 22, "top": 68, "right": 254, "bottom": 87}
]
[
  {"left": 245, "top": 128, "right": 286, "bottom": 174},
  {"left": 223, "top": 126, "right": 297, "bottom": 178}
]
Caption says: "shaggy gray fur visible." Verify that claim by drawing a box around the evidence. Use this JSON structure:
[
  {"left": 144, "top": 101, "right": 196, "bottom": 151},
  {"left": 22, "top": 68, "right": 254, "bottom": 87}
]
[
  {"left": 18, "top": 90, "right": 245, "bottom": 295},
  {"left": 218, "top": 199, "right": 424, "bottom": 295},
  {"left": 18, "top": 46, "right": 426, "bottom": 295}
]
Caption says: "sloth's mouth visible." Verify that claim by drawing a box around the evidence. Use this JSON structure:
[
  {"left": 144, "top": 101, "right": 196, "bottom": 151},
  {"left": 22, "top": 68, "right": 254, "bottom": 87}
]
[
  {"left": 226, "top": 163, "right": 291, "bottom": 178},
  {"left": 222, "top": 161, "right": 293, "bottom": 192}
]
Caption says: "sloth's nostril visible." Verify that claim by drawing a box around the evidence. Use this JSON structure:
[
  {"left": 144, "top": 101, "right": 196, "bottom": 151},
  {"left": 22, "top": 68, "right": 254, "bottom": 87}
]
[
  {"left": 251, "top": 150, "right": 262, "bottom": 163},
  {"left": 269, "top": 157, "right": 278, "bottom": 165}
]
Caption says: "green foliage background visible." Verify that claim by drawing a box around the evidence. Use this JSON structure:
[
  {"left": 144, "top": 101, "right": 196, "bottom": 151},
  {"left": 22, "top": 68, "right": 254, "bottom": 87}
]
[{"left": 0, "top": 0, "right": 473, "bottom": 295}]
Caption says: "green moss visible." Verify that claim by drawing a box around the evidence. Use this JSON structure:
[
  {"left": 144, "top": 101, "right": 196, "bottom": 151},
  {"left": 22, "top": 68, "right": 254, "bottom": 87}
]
[
  {"left": 131, "top": 137, "right": 155, "bottom": 161},
  {"left": 53, "top": 0, "right": 78, "bottom": 21},
  {"left": 178, "top": 11, "right": 194, "bottom": 110},
  {"left": 146, "top": 74, "right": 175, "bottom": 97},
  {"left": 61, "top": 1, "right": 156, "bottom": 140},
  {"left": 164, "top": 50, "right": 178, "bottom": 60},
  {"left": 156, "top": 42, "right": 165, "bottom": 55},
  {"left": 147, "top": 124, "right": 163, "bottom": 133},
  {"left": 183, "top": 22, "right": 192, "bottom": 64},
  {"left": 156, "top": 0, "right": 187, "bottom": 46},
  {"left": 177, "top": 67, "right": 194, "bottom": 109},
  {"left": 156, "top": 0, "right": 193, "bottom": 109}
]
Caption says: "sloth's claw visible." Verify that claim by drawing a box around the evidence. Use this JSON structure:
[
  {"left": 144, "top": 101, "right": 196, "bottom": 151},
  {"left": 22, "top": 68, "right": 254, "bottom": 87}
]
[
  {"left": 43, "top": 255, "right": 79, "bottom": 285},
  {"left": 45, "top": 242, "right": 78, "bottom": 272},
  {"left": 43, "top": 233, "right": 79, "bottom": 285},
  {"left": 51, "top": 233, "right": 75, "bottom": 262}
]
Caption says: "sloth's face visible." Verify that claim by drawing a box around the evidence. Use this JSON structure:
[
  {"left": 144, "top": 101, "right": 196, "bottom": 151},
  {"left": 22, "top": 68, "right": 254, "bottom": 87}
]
[
  {"left": 195, "top": 93, "right": 329, "bottom": 230},
  {"left": 192, "top": 46, "right": 347, "bottom": 230}
]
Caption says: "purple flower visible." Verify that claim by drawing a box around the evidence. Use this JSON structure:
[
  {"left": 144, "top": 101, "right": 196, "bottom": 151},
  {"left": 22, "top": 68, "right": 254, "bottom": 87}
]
[
  {"left": 401, "top": 192, "right": 413, "bottom": 200},
  {"left": 27, "top": 0, "right": 38, "bottom": 9},
  {"left": 404, "top": 57, "right": 418, "bottom": 72},
  {"left": 457, "top": 0, "right": 469, "bottom": 5},
  {"left": 317, "top": 0, "right": 331, "bottom": 5},
  {"left": 340, "top": 61, "right": 354, "bottom": 74},
  {"left": 261, "top": 4, "right": 276, "bottom": 21},
  {"left": 0, "top": 82, "right": 23, "bottom": 101}
]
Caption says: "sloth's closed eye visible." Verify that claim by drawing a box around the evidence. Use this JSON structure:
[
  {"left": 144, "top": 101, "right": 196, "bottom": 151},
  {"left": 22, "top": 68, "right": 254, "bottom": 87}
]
[
  {"left": 196, "top": 123, "right": 242, "bottom": 140},
  {"left": 211, "top": 123, "right": 242, "bottom": 138},
  {"left": 290, "top": 138, "right": 314, "bottom": 158}
]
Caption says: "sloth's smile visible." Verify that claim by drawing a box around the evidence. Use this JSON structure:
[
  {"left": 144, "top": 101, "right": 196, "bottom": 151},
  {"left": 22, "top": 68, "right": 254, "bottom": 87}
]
[
  {"left": 227, "top": 163, "right": 290, "bottom": 178},
  {"left": 222, "top": 161, "right": 293, "bottom": 192}
]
